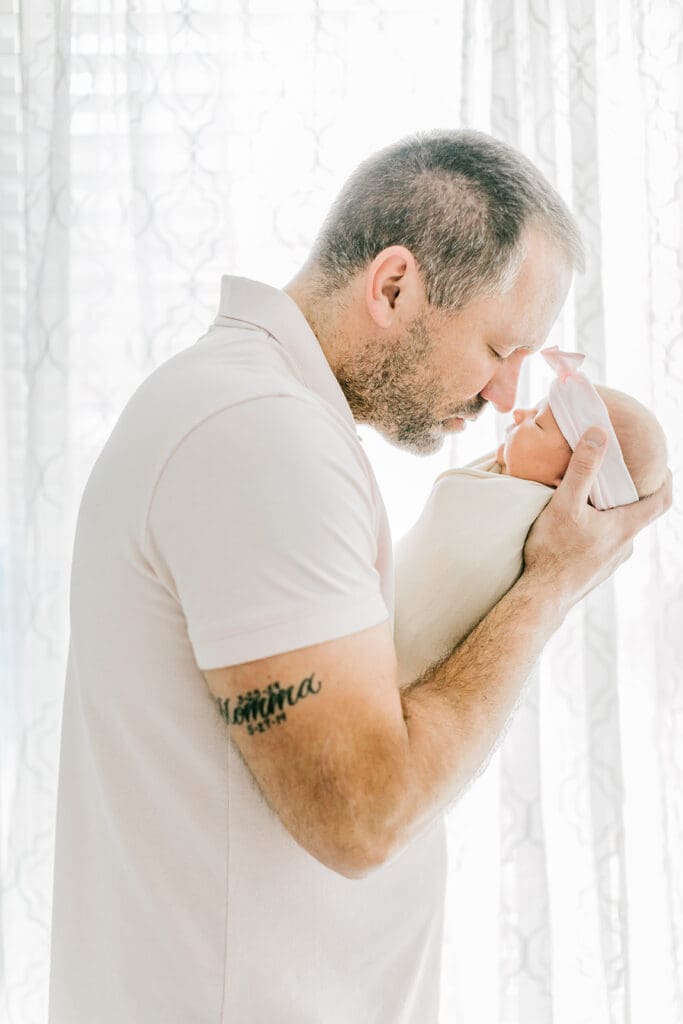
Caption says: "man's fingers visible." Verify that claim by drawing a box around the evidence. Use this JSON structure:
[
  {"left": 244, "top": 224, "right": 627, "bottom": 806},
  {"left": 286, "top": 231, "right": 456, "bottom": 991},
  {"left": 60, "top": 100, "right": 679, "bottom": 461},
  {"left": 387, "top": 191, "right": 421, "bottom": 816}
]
[
  {"left": 555, "top": 427, "right": 607, "bottom": 511},
  {"left": 617, "top": 467, "right": 673, "bottom": 534}
]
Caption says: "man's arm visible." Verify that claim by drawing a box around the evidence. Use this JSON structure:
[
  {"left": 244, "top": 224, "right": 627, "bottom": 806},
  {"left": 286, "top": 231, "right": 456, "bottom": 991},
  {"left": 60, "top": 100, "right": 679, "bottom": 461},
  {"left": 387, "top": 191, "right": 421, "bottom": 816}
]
[
  {"left": 203, "top": 621, "right": 409, "bottom": 880},
  {"left": 203, "top": 431, "right": 671, "bottom": 879}
]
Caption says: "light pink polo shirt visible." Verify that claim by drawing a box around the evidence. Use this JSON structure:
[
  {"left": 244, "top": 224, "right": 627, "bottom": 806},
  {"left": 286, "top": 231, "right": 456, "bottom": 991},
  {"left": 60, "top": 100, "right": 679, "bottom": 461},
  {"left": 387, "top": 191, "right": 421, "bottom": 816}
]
[{"left": 48, "top": 276, "right": 447, "bottom": 1023}]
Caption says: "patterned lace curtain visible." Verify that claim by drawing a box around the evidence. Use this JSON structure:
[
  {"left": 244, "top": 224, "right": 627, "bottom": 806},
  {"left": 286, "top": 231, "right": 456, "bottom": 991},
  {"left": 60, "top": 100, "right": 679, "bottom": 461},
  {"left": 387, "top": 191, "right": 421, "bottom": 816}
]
[{"left": 1, "top": 2, "right": 681, "bottom": 1022}]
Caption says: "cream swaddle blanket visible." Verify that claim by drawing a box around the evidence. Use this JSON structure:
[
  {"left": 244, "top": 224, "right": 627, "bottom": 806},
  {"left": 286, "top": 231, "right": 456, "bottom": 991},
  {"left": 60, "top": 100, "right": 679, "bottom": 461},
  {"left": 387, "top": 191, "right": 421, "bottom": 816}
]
[{"left": 394, "top": 453, "right": 555, "bottom": 690}]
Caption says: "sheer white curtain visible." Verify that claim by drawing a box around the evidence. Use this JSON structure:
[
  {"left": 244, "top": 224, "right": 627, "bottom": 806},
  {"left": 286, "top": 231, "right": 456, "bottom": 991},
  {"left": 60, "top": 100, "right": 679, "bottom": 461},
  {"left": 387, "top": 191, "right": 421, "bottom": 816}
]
[{"left": 1, "top": 2, "right": 681, "bottom": 1022}]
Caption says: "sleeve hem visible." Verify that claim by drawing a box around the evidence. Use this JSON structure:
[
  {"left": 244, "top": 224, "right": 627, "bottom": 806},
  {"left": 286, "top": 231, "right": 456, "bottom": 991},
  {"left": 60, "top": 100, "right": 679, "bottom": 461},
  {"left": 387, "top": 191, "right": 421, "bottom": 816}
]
[{"left": 191, "top": 593, "right": 390, "bottom": 670}]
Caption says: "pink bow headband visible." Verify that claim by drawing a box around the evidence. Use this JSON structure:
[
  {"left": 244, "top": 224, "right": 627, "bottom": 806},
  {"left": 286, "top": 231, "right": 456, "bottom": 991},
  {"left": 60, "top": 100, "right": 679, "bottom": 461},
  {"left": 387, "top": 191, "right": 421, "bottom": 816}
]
[{"left": 540, "top": 346, "right": 639, "bottom": 510}]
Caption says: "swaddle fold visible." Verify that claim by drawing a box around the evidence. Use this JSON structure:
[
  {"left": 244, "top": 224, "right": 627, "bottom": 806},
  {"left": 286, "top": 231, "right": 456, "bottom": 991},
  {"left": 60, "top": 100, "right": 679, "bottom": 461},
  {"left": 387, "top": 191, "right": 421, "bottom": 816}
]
[{"left": 394, "top": 455, "right": 554, "bottom": 689}]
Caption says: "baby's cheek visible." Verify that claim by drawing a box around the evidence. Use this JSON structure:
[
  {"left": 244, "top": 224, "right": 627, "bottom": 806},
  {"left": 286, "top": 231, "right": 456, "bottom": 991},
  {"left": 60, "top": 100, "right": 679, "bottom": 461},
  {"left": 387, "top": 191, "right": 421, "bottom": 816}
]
[{"left": 558, "top": 448, "right": 572, "bottom": 476}]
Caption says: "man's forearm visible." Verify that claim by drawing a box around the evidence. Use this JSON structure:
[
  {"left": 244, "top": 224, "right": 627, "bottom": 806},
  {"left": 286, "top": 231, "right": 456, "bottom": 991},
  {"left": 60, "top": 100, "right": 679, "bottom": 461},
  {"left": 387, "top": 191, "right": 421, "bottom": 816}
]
[{"left": 387, "top": 571, "right": 569, "bottom": 859}]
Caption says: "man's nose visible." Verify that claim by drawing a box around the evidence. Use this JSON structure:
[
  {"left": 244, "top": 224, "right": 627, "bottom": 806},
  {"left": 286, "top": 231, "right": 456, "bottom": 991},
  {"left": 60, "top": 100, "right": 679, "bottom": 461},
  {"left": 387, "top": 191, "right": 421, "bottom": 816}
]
[{"left": 480, "top": 358, "right": 523, "bottom": 414}]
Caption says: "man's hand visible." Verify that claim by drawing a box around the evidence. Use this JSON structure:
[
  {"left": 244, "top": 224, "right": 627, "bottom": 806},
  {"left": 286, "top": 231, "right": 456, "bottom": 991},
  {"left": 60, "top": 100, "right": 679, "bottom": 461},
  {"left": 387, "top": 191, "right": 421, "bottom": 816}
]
[{"left": 522, "top": 427, "right": 673, "bottom": 610}]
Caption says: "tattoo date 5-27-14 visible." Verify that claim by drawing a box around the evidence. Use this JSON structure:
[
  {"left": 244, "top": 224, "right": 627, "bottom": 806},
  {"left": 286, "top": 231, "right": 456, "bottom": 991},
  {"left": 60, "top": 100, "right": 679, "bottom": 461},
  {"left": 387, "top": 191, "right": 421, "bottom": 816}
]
[{"left": 214, "top": 673, "right": 323, "bottom": 736}]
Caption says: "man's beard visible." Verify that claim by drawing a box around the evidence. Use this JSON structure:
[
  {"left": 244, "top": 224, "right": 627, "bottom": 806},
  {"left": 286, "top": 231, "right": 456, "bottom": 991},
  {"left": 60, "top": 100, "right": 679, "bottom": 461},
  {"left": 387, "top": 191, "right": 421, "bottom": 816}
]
[{"left": 335, "top": 313, "right": 471, "bottom": 456}]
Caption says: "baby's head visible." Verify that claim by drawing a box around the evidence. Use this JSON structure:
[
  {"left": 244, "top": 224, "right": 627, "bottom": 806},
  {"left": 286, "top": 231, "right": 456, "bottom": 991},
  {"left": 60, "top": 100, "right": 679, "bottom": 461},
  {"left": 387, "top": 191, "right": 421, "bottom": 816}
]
[{"left": 496, "top": 385, "right": 668, "bottom": 499}]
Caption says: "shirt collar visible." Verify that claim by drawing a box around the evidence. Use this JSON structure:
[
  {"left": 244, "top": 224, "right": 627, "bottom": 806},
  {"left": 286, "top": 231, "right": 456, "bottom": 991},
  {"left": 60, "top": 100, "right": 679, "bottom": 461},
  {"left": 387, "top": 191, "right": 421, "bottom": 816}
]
[{"left": 213, "top": 275, "right": 357, "bottom": 434}]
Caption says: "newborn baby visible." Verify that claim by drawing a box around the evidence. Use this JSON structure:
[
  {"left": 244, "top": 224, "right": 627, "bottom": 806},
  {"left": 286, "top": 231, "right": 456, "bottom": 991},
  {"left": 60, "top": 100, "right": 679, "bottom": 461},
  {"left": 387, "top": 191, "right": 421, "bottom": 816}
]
[
  {"left": 393, "top": 346, "right": 668, "bottom": 692},
  {"left": 493, "top": 357, "right": 667, "bottom": 501}
]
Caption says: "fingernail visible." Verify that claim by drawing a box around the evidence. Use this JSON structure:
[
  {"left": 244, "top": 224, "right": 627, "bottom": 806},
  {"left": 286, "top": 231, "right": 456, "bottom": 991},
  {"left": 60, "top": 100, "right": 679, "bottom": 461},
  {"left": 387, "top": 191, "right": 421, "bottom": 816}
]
[{"left": 584, "top": 428, "right": 606, "bottom": 448}]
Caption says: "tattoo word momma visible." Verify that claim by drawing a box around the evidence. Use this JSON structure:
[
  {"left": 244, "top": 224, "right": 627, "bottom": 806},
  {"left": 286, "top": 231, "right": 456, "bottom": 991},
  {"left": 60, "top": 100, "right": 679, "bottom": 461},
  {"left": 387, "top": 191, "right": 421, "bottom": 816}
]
[{"left": 215, "top": 673, "right": 323, "bottom": 736}]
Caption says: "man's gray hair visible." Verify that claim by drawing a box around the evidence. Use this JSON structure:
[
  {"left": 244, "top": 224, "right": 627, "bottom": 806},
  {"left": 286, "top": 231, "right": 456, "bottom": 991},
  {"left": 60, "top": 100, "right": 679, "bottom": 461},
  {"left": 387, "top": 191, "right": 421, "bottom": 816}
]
[{"left": 307, "top": 128, "right": 585, "bottom": 312}]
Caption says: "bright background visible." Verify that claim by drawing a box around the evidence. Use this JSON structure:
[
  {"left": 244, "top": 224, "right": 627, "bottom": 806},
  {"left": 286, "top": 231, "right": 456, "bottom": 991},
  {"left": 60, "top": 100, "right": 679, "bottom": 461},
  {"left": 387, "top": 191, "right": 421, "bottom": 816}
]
[{"left": 1, "top": 2, "right": 682, "bottom": 1022}]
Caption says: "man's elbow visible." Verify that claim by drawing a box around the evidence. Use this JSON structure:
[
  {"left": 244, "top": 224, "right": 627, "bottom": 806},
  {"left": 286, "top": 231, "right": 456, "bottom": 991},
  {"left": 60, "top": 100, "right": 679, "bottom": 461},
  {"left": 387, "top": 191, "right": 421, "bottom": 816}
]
[
  {"left": 285, "top": 791, "right": 396, "bottom": 880},
  {"left": 337, "top": 798, "right": 408, "bottom": 879},
  {"left": 323, "top": 807, "right": 397, "bottom": 880},
  {"left": 311, "top": 720, "right": 410, "bottom": 880}
]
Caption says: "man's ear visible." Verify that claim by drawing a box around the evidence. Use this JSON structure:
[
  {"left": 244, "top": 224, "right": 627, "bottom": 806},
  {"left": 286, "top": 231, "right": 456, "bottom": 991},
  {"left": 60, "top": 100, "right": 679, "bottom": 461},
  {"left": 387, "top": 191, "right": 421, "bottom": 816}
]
[{"left": 365, "top": 246, "right": 422, "bottom": 329}]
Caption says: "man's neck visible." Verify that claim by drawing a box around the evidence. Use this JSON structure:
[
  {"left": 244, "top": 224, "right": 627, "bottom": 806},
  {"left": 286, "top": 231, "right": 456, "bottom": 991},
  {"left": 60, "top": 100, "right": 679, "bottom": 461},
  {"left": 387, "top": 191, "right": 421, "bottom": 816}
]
[{"left": 283, "top": 274, "right": 351, "bottom": 380}]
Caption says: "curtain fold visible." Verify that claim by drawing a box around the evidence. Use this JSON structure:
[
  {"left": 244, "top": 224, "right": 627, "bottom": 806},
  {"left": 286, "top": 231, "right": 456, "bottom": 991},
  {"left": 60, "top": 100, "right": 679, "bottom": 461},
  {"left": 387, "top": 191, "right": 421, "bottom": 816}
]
[
  {"left": 1, "top": 2, "right": 681, "bottom": 1022},
  {"left": 568, "top": 4, "right": 631, "bottom": 1021}
]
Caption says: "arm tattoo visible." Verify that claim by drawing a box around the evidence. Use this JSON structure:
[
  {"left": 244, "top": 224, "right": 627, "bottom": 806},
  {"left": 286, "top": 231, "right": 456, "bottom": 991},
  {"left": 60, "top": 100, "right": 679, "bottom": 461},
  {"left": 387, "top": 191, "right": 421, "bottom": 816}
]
[{"left": 214, "top": 673, "right": 323, "bottom": 735}]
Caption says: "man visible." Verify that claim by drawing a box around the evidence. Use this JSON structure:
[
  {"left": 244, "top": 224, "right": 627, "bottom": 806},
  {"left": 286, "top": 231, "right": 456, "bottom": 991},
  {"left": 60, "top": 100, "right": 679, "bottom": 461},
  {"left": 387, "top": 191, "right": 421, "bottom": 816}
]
[{"left": 48, "top": 130, "right": 671, "bottom": 1023}]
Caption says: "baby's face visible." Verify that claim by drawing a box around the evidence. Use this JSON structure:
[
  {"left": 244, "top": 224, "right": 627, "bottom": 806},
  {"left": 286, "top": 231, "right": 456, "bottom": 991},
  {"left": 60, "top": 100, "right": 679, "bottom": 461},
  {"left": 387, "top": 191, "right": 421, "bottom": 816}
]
[{"left": 495, "top": 397, "right": 572, "bottom": 487}]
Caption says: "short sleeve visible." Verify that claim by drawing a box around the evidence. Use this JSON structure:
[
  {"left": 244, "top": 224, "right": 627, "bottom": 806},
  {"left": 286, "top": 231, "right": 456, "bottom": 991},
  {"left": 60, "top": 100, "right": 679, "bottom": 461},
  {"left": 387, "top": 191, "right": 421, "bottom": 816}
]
[{"left": 145, "top": 395, "right": 389, "bottom": 669}]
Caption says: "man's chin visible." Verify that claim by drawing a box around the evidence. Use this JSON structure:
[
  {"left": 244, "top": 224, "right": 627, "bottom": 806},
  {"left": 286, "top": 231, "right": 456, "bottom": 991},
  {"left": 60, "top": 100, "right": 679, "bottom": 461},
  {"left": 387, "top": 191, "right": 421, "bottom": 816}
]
[{"left": 384, "top": 424, "right": 446, "bottom": 457}]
